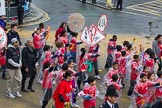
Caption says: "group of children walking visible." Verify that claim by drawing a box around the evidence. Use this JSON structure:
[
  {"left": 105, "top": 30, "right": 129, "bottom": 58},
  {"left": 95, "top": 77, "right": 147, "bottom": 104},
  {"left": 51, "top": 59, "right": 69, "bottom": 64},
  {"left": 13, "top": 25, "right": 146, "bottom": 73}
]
[{"left": 0, "top": 21, "right": 162, "bottom": 108}]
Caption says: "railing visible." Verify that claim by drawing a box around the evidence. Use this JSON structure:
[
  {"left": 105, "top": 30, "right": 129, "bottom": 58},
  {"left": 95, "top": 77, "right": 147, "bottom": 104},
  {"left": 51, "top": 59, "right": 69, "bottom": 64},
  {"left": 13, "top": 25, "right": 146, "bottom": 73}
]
[{"left": 5, "top": 1, "right": 30, "bottom": 21}]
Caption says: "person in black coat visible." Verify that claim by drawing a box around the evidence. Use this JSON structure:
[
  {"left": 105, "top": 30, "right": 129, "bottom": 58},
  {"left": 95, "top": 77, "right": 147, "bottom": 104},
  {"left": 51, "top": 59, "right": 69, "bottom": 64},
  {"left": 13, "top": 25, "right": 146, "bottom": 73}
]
[
  {"left": 21, "top": 39, "right": 36, "bottom": 92},
  {"left": 100, "top": 85, "right": 119, "bottom": 108},
  {"left": 7, "top": 24, "right": 22, "bottom": 46}
]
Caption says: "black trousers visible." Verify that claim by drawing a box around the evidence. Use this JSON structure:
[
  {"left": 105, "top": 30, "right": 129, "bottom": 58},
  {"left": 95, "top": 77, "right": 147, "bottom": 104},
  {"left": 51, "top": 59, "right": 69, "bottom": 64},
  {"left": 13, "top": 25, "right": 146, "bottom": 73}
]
[
  {"left": 17, "top": 5, "right": 24, "bottom": 25},
  {"left": 116, "top": 0, "right": 123, "bottom": 9},
  {"left": 21, "top": 75, "right": 35, "bottom": 90}
]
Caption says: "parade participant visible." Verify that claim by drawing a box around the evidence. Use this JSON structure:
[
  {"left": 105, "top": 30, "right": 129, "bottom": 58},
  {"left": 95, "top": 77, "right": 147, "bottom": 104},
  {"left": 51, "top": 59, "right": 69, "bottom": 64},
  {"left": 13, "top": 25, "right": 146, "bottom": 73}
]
[
  {"left": 118, "top": 51, "right": 132, "bottom": 76},
  {"left": 144, "top": 49, "right": 155, "bottom": 72},
  {"left": 141, "top": 66, "right": 150, "bottom": 76},
  {"left": 110, "top": 74, "right": 122, "bottom": 90},
  {"left": 55, "top": 41, "right": 65, "bottom": 70},
  {"left": 33, "top": 27, "right": 44, "bottom": 62},
  {"left": 113, "top": 45, "right": 122, "bottom": 63},
  {"left": 37, "top": 45, "right": 51, "bottom": 84},
  {"left": 39, "top": 23, "right": 46, "bottom": 46},
  {"left": 99, "top": 85, "right": 119, "bottom": 108},
  {"left": 0, "top": 47, "right": 7, "bottom": 79},
  {"left": 105, "top": 35, "right": 117, "bottom": 68},
  {"left": 55, "top": 63, "right": 69, "bottom": 87},
  {"left": 155, "top": 71, "right": 162, "bottom": 101},
  {"left": 6, "top": 38, "right": 22, "bottom": 98},
  {"left": 7, "top": 24, "right": 22, "bottom": 46},
  {"left": 134, "top": 73, "right": 161, "bottom": 108},
  {"left": 41, "top": 62, "right": 56, "bottom": 108},
  {"left": 152, "top": 34, "right": 162, "bottom": 71},
  {"left": 69, "top": 32, "right": 82, "bottom": 63},
  {"left": 21, "top": 39, "right": 36, "bottom": 92},
  {"left": 55, "top": 22, "right": 67, "bottom": 42},
  {"left": 105, "top": 62, "right": 119, "bottom": 81},
  {"left": 127, "top": 55, "right": 143, "bottom": 96},
  {"left": 77, "top": 48, "right": 87, "bottom": 90},
  {"left": 52, "top": 70, "right": 73, "bottom": 108},
  {"left": 88, "top": 43, "right": 101, "bottom": 80},
  {"left": 58, "top": 30, "right": 69, "bottom": 61},
  {"left": 122, "top": 40, "right": 130, "bottom": 51},
  {"left": 82, "top": 76, "right": 97, "bottom": 108},
  {"left": 67, "top": 61, "right": 80, "bottom": 107}
]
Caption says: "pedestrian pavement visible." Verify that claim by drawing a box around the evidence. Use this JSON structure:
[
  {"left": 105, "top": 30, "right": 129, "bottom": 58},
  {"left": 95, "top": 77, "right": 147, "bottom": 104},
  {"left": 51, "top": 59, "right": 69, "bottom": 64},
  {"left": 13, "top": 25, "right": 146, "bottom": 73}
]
[
  {"left": 6, "top": 4, "right": 49, "bottom": 27},
  {"left": 76, "top": 0, "right": 112, "bottom": 10}
]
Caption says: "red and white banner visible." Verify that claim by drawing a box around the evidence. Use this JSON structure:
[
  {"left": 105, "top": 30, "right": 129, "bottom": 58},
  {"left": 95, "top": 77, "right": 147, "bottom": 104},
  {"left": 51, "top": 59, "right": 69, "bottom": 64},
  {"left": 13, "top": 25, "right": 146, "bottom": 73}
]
[{"left": 0, "top": 26, "right": 7, "bottom": 50}]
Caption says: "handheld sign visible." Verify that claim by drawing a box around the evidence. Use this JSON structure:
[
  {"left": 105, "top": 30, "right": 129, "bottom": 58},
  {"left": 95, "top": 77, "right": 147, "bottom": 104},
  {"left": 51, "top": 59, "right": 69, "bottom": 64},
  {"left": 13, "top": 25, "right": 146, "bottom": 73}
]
[
  {"left": 91, "top": 25, "right": 105, "bottom": 46},
  {"left": 0, "top": 0, "right": 6, "bottom": 16},
  {"left": 97, "top": 14, "right": 108, "bottom": 33},
  {"left": 81, "top": 26, "right": 91, "bottom": 45},
  {"left": 0, "top": 26, "right": 7, "bottom": 50}
]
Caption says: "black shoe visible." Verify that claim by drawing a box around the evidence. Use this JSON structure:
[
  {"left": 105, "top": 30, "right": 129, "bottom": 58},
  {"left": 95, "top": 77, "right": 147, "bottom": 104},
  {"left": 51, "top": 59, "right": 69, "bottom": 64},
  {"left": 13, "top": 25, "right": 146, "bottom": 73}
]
[
  {"left": 27, "top": 88, "right": 35, "bottom": 92},
  {"left": 21, "top": 88, "right": 28, "bottom": 92}
]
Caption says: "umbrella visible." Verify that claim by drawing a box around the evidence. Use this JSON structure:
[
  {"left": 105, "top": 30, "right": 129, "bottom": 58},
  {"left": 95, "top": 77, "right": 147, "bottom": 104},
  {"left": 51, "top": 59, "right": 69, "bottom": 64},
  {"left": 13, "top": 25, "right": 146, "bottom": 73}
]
[{"left": 68, "top": 13, "right": 85, "bottom": 32}]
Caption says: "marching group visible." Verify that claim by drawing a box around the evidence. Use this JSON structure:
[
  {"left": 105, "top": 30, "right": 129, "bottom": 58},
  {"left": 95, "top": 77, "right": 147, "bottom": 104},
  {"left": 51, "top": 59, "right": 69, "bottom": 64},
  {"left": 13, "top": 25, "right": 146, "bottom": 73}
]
[{"left": 0, "top": 19, "right": 162, "bottom": 108}]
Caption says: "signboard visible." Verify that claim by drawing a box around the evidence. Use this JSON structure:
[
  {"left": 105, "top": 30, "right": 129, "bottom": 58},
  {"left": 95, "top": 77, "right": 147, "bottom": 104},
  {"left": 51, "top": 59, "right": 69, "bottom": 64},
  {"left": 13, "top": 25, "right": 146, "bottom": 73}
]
[
  {"left": 81, "top": 24, "right": 105, "bottom": 46},
  {"left": 81, "top": 26, "right": 91, "bottom": 45},
  {"left": 0, "top": 26, "right": 7, "bottom": 50},
  {"left": 89, "top": 24, "right": 105, "bottom": 46},
  {"left": 97, "top": 14, "right": 108, "bottom": 33},
  {"left": 0, "top": 0, "right": 6, "bottom": 16}
]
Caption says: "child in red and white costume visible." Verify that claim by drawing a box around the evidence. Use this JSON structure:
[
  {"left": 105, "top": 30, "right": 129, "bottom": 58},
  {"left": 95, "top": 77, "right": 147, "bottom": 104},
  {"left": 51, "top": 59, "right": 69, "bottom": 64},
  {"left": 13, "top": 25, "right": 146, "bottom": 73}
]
[
  {"left": 134, "top": 73, "right": 160, "bottom": 108},
  {"left": 127, "top": 55, "right": 143, "bottom": 96},
  {"left": 143, "top": 50, "right": 155, "bottom": 72},
  {"left": 33, "top": 28, "right": 44, "bottom": 62},
  {"left": 41, "top": 62, "right": 56, "bottom": 108},
  {"left": 55, "top": 63, "right": 69, "bottom": 87},
  {"left": 113, "top": 45, "right": 122, "bottom": 63},
  {"left": 88, "top": 43, "right": 101, "bottom": 79},
  {"left": 77, "top": 48, "right": 100, "bottom": 90},
  {"left": 104, "top": 62, "right": 119, "bottom": 86},
  {"left": 53, "top": 70, "right": 73, "bottom": 108},
  {"left": 82, "top": 76, "right": 97, "bottom": 108},
  {"left": 58, "top": 30, "right": 68, "bottom": 53},
  {"left": 55, "top": 42, "right": 65, "bottom": 70},
  {"left": 105, "top": 35, "right": 117, "bottom": 68},
  {"left": 155, "top": 71, "right": 162, "bottom": 101}
]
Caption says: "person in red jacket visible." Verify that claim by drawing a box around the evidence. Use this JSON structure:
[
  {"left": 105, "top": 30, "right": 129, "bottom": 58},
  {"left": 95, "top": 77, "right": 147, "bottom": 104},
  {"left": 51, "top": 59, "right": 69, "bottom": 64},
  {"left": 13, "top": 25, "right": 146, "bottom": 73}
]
[
  {"left": 105, "top": 35, "right": 117, "bottom": 68},
  {"left": 127, "top": 55, "right": 143, "bottom": 96},
  {"left": 82, "top": 76, "right": 97, "bottom": 108},
  {"left": 0, "top": 47, "right": 7, "bottom": 79},
  {"left": 33, "top": 27, "right": 44, "bottom": 62},
  {"left": 41, "top": 62, "right": 56, "bottom": 108},
  {"left": 88, "top": 43, "right": 101, "bottom": 80},
  {"left": 55, "top": 22, "right": 67, "bottom": 42},
  {"left": 53, "top": 70, "right": 73, "bottom": 108},
  {"left": 155, "top": 71, "right": 162, "bottom": 101},
  {"left": 134, "top": 73, "right": 160, "bottom": 108}
]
